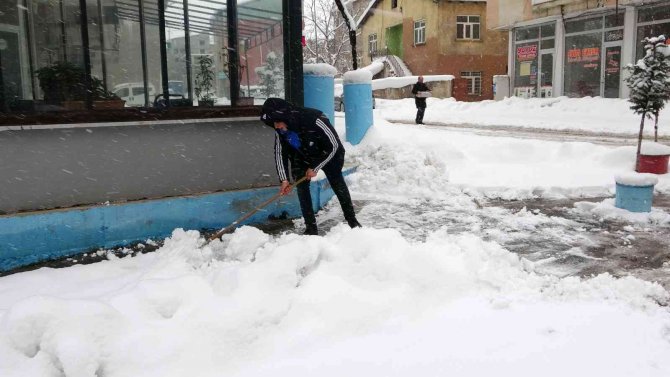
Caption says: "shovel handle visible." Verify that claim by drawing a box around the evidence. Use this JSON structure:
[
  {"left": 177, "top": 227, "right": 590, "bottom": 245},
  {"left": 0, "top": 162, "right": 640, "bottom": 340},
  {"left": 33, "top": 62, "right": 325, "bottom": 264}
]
[{"left": 206, "top": 176, "right": 309, "bottom": 242}]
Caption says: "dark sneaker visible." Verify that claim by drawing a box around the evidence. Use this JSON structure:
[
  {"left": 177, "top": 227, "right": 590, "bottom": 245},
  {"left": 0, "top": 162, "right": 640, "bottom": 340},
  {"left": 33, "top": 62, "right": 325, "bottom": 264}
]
[
  {"left": 303, "top": 226, "right": 318, "bottom": 235},
  {"left": 348, "top": 219, "right": 362, "bottom": 228}
]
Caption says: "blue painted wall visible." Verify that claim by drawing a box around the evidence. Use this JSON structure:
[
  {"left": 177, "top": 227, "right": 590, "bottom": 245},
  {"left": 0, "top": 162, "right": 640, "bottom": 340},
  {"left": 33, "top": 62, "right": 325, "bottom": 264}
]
[{"left": 0, "top": 168, "right": 356, "bottom": 272}]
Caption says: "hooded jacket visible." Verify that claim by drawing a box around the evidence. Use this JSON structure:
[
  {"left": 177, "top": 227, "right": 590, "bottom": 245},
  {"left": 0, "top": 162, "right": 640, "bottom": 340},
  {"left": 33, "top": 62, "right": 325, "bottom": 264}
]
[{"left": 261, "top": 98, "right": 343, "bottom": 182}]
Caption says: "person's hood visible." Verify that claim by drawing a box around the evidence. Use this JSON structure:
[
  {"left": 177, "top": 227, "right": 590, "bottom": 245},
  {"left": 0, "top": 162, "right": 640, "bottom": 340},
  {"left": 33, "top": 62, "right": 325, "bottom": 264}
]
[{"left": 260, "top": 98, "right": 293, "bottom": 128}]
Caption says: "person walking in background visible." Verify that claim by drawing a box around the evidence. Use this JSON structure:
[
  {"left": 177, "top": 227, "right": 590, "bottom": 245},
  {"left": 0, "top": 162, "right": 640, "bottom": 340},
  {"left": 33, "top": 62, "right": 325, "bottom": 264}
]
[
  {"left": 411, "top": 76, "right": 431, "bottom": 124},
  {"left": 261, "top": 98, "right": 362, "bottom": 235}
]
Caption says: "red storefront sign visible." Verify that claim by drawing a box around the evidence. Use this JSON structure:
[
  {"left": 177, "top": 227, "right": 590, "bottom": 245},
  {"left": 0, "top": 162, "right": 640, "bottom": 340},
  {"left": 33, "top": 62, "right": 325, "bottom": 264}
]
[
  {"left": 516, "top": 44, "right": 537, "bottom": 61},
  {"left": 568, "top": 47, "right": 600, "bottom": 63}
]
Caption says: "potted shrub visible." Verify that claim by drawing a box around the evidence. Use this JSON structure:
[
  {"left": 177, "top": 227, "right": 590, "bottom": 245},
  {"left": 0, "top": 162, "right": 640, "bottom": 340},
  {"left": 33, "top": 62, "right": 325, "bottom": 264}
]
[
  {"left": 624, "top": 35, "right": 670, "bottom": 174},
  {"left": 35, "top": 62, "right": 87, "bottom": 109},
  {"left": 195, "top": 55, "right": 216, "bottom": 107},
  {"left": 35, "top": 62, "right": 125, "bottom": 110}
]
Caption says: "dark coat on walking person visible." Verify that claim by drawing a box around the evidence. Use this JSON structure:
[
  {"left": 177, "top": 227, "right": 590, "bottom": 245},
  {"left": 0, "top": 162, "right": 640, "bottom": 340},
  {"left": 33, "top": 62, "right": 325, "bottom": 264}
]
[
  {"left": 261, "top": 98, "right": 361, "bottom": 235},
  {"left": 411, "top": 79, "right": 430, "bottom": 124},
  {"left": 412, "top": 81, "right": 430, "bottom": 108}
]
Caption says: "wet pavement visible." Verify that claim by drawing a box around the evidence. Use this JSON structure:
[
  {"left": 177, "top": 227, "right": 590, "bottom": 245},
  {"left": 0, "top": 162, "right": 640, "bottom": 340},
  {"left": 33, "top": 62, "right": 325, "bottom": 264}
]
[
  {"left": 285, "top": 193, "right": 670, "bottom": 290},
  {"left": 4, "top": 192, "right": 669, "bottom": 291}
]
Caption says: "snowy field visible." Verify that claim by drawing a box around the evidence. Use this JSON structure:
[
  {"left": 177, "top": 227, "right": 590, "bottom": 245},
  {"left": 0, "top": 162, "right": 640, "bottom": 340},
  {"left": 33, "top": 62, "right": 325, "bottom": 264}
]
[
  {"left": 379, "top": 96, "right": 670, "bottom": 137},
  {"left": 1, "top": 98, "right": 670, "bottom": 376}
]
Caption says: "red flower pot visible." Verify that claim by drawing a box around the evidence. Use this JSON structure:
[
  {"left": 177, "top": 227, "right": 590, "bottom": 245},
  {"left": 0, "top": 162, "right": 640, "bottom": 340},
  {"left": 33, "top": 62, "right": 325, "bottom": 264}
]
[{"left": 637, "top": 154, "right": 669, "bottom": 174}]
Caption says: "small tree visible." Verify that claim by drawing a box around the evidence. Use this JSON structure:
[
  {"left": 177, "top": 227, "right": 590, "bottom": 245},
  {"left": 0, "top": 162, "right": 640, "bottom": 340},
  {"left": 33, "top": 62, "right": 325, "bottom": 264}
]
[
  {"left": 255, "top": 52, "right": 284, "bottom": 98},
  {"left": 195, "top": 55, "right": 215, "bottom": 106},
  {"left": 624, "top": 35, "right": 670, "bottom": 168}
]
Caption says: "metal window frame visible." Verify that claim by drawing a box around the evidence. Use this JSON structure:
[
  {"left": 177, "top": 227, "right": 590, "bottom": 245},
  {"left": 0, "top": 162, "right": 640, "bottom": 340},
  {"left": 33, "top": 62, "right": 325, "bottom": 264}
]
[
  {"left": 460, "top": 71, "right": 482, "bottom": 95},
  {"left": 414, "top": 19, "right": 426, "bottom": 45},
  {"left": 457, "top": 15, "right": 481, "bottom": 40},
  {"left": 369, "top": 33, "right": 377, "bottom": 53}
]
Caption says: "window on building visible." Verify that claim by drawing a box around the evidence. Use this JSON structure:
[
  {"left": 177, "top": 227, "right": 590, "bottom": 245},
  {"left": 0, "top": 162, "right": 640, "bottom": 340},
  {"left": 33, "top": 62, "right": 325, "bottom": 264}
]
[
  {"left": 414, "top": 20, "right": 426, "bottom": 45},
  {"left": 391, "top": 0, "right": 398, "bottom": 9},
  {"left": 461, "top": 71, "right": 482, "bottom": 95},
  {"left": 636, "top": 4, "right": 670, "bottom": 59},
  {"left": 368, "top": 33, "right": 378, "bottom": 54},
  {"left": 457, "top": 16, "right": 480, "bottom": 40}
]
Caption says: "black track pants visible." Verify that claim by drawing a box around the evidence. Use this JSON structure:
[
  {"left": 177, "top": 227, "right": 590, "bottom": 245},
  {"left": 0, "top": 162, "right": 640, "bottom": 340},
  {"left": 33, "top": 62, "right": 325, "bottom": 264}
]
[
  {"left": 416, "top": 106, "right": 425, "bottom": 124},
  {"left": 293, "top": 149, "right": 357, "bottom": 229}
]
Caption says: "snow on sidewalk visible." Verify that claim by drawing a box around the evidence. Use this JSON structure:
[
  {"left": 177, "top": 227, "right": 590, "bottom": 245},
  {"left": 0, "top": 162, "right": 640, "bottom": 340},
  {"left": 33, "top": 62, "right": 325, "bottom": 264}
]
[
  {"left": 2, "top": 102, "right": 670, "bottom": 376},
  {"left": 378, "top": 96, "right": 670, "bottom": 137}
]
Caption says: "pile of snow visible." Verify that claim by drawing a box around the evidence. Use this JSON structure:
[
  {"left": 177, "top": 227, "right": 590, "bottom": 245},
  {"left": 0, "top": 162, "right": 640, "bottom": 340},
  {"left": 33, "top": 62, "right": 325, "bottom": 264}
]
[
  {"left": 372, "top": 75, "right": 453, "bottom": 91},
  {"left": 343, "top": 115, "right": 670, "bottom": 199},
  {"left": 1, "top": 226, "right": 669, "bottom": 376},
  {"left": 336, "top": 75, "right": 453, "bottom": 96},
  {"left": 303, "top": 63, "right": 338, "bottom": 77},
  {"left": 615, "top": 172, "right": 659, "bottom": 187},
  {"left": 574, "top": 198, "right": 670, "bottom": 225},
  {"left": 360, "top": 60, "right": 384, "bottom": 76},
  {"left": 373, "top": 55, "right": 413, "bottom": 76},
  {"left": 343, "top": 69, "right": 373, "bottom": 84},
  {"left": 377, "top": 96, "right": 670, "bottom": 137},
  {"left": 3, "top": 99, "right": 670, "bottom": 375},
  {"left": 641, "top": 141, "right": 670, "bottom": 156}
]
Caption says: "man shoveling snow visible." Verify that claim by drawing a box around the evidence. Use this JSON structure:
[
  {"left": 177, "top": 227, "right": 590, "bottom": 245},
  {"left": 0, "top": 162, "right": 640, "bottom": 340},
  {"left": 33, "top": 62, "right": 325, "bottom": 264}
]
[{"left": 261, "top": 98, "right": 362, "bottom": 235}]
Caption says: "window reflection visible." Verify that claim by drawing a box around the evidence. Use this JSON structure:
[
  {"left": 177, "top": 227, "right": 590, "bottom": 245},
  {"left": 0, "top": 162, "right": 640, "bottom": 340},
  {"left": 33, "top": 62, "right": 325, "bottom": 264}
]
[{"left": 1, "top": 0, "right": 286, "bottom": 115}]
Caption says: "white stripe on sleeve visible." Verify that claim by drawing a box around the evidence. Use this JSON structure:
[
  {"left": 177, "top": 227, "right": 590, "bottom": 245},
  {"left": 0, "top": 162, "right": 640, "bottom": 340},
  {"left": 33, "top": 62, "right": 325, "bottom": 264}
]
[
  {"left": 314, "top": 118, "right": 339, "bottom": 172},
  {"left": 275, "top": 133, "right": 288, "bottom": 181}
]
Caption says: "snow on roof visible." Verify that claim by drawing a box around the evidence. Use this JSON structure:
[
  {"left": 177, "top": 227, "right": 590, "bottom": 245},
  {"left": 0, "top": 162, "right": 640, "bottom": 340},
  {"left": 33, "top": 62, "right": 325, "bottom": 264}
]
[
  {"left": 640, "top": 142, "right": 670, "bottom": 156},
  {"left": 303, "top": 63, "right": 338, "bottom": 77},
  {"left": 343, "top": 69, "right": 373, "bottom": 84},
  {"left": 371, "top": 75, "right": 454, "bottom": 90},
  {"left": 335, "top": 74, "right": 453, "bottom": 95},
  {"left": 355, "top": 0, "right": 381, "bottom": 29},
  {"left": 615, "top": 172, "right": 659, "bottom": 187},
  {"left": 373, "top": 56, "right": 413, "bottom": 76}
]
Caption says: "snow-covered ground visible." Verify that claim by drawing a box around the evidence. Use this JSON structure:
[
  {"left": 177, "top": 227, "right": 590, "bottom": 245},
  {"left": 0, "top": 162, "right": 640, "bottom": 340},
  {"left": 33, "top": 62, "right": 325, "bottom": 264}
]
[
  {"left": 379, "top": 96, "right": 670, "bottom": 137},
  {"left": 1, "top": 98, "right": 670, "bottom": 376}
]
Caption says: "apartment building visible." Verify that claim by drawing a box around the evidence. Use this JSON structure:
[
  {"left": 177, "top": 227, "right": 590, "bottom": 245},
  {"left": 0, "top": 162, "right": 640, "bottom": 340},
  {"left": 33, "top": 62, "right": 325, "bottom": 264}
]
[
  {"left": 487, "top": 0, "right": 670, "bottom": 99},
  {"left": 357, "top": 0, "right": 508, "bottom": 100}
]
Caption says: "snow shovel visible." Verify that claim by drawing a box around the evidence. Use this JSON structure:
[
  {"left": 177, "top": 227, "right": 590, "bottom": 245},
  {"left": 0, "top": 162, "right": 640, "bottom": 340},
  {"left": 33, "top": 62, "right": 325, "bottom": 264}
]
[{"left": 207, "top": 176, "right": 309, "bottom": 243}]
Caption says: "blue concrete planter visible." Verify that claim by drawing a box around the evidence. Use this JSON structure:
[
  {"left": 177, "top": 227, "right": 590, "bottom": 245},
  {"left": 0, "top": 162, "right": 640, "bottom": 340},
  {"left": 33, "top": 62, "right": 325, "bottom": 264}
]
[
  {"left": 0, "top": 167, "right": 357, "bottom": 272},
  {"left": 615, "top": 183, "right": 655, "bottom": 213},
  {"left": 343, "top": 82, "right": 373, "bottom": 145},
  {"left": 304, "top": 74, "right": 335, "bottom": 124}
]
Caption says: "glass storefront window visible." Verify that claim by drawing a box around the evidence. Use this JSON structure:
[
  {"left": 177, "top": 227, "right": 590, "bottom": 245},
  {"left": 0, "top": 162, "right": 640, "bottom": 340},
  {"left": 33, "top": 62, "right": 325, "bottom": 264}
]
[
  {"left": 605, "top": 13, "right": 624, "bottom": 28},
  {"left": 238, "top": 0, "right": 284, "bottom": 104},
  {"left": 636, "top": 5, "right": 670, "bottom": 59},
  {"left": 515, "top": 27, "right": 538, "bottom": 41},
  {"left": 564, "top": 32, "right": 602, "bottom": 97},
  {"left": 1, "top": 0, "right": 291, "bottom": 118},
  {"left": 540, "top": 38, "right": 554, "bottom": 50},
  {"left": 514, "top": 42, "right": 538, "bottom": 89},
  {"left": 565, "top": 17, "right": 603, "bottom": 34},
  {"left": 540, "top": 24, "right": 555, "bottom": 38},
  {"left": 638, "top": 5, "right": 670, "bottom": 23},
  {"left": 513, "top": 22, "right": 554, "bottom": 98}
]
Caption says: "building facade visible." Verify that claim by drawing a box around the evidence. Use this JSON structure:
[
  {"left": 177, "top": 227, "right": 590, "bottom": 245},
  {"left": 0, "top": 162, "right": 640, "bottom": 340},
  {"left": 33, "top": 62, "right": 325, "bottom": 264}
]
[
  {"left": 487, "top": 0, "right": 670, "bottom": 99},
  {"left": 357, "top": 0, "right": 508, "bottom": 101}
]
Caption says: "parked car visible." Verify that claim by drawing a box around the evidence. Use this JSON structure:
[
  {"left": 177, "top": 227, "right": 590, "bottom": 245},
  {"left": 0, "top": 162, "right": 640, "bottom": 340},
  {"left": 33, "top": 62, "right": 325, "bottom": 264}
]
[
  {"left": 334, "top": 93, "right": 376, "bottom": 112},
  {"left": 112, "top": 82, "right": 156, "bottom": 107}
]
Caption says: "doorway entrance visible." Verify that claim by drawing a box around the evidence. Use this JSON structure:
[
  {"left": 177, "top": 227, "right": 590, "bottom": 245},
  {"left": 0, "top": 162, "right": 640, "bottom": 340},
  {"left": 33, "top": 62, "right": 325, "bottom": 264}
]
[
  {"left": 538, "top": 51, "right": 554, "bottom": 98},
  {"left": 602, "top": 43, "right": 622, "bottom": 98}
]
